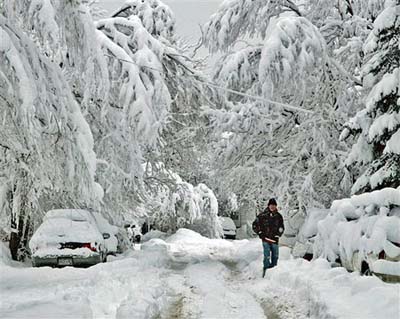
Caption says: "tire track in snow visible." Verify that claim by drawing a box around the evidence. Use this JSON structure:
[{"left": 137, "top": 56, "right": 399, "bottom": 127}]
[
  {"left": 221, "top": 260, "right": 315, "bottom": 319},
  {"left": 182, "top": 261, "right": 266, "bottom": 319}
]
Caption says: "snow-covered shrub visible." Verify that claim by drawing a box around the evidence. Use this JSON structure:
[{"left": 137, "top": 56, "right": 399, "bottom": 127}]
[
  {"left": 142, "top": 164, "right": 222, "bottom": 238},
  {"left": 188, "top": 184, "right": 223, "bottom": 239},
  {"left": 314, "top": 187, "right": 400, "bottom": 277}
]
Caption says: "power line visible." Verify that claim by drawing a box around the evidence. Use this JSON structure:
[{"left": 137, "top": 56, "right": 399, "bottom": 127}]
[
  {"left": 104, "top": 53, "right": 314, "bottom": 115},
  {"left": 197, "top": 80, "right": 314, "bottom": 114}
]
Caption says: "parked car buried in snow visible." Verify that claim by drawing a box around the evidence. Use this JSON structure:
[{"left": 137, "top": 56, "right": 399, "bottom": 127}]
[
  {"left": 29, "top": 209, "right": 110, "bottom": 267},
  {"left": 220, "top": 217, "right": 237, "bottom": 240},
  {"left": 313, "top": 187, "right": 400, "bottom": 282}
]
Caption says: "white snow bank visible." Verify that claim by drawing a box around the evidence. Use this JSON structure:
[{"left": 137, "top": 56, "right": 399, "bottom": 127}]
[
  {"left": 2, "top": 228, "right": 399, "bottom": 319},
  {"left": 166, "top": 228, "right": 210, "bottom": 244},
  {"left": 246, "top": 258, "right": 400, "bottom": 319},
  {"left": 143, "top": 228, "right": 259, "bottom": 268},
  {"left": 141, "top": 230, "right": 168, "bottom": 242}
]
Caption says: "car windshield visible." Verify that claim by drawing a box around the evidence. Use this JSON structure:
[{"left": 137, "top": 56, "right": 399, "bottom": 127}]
[{"left": 220, "top": 217, "right": 235, "bottom": 229}]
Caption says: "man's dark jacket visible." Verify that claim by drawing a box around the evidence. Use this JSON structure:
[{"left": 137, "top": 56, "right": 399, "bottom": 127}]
[{"left": 252, "top": 209, "right": 285, "bottom": 243}]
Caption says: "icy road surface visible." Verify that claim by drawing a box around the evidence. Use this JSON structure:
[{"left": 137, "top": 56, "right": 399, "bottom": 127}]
[{"left": 1, "top": 229, "right": 399, "bottom": 319}]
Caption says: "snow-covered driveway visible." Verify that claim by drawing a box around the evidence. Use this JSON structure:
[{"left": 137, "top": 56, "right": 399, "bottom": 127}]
[{"left": 1, "top": 229, "right": 399, "bottom": 319}]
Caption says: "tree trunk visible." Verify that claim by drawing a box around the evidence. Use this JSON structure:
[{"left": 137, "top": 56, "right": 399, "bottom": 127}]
[
  {"left": 9, "top": 173, "right": 32, "bottom": 261},
  {"left": 8, "top": 189, "right": 20, "bottom": 261},
  {"left": 9, "top": 213, "right": 31, "bottom": 261}
]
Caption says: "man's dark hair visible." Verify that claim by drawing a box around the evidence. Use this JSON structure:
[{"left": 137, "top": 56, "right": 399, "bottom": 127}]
[{"left": 267, "top": 198, "right": 277, "bottom": 206}]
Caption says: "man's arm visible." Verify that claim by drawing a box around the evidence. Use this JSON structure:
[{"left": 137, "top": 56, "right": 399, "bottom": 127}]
[
  {"left": 252, "top": 216, "right": 260, "bottom": 234},
  {"left": 278, "top": 214, "right": 285, "bottom": 236}
]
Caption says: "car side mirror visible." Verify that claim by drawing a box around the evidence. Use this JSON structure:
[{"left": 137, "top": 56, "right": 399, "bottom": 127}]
[{"left": 103, "top": 233, "right": 110, "bottom": 239}]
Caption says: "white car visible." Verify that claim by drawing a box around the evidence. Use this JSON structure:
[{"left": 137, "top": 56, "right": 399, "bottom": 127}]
[
  {"left": 220, "top": 217, "right": 237, "bottom": 240},
  {"left": 29, "top": 209, "right": 112, "bottom": 267}
]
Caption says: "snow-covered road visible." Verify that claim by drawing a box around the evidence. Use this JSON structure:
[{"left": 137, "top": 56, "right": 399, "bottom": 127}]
[{"left": 1, "top": 229, "right": 399, "bottom": 319}]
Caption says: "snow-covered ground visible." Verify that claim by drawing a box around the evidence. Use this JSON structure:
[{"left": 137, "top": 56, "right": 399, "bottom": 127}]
[{"left": 1, "top": 229, "right": 399, "bottom": 319}]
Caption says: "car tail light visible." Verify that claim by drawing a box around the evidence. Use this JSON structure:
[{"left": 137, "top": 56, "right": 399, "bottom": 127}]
[
  {"left": 378, "top": 250, "right": 385, "bottom": 259},
  {"left": 82, "top": 243, "right": 97, "bottom": 252}
]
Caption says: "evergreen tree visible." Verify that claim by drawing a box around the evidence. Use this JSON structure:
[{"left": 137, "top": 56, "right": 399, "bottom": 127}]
[{"left": 341, "top": 2, "right": 400, "bottom": 194}]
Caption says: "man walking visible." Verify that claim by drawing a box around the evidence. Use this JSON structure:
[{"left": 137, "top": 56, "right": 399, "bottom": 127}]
[{"left": 252, "top": 198, "right": 285, "bottom": 277}]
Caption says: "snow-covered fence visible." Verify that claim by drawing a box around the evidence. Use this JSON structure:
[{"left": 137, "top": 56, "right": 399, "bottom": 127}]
[{"left": 313, "top": 187, "right": 400, "bottom": 278}]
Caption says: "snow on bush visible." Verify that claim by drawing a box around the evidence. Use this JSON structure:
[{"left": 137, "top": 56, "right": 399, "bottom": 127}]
[
  {"left": 142, "top": 164, "right": 222, "bottom": 238},
  {"left": 314, "top": 187, "right": 400, "bottom": 276}
]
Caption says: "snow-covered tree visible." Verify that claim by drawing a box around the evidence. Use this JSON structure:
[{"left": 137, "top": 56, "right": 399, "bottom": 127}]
[
  {"left": 0, "top": 12, "right": 101, "bottom": 259},
  {"left": 90, "top": 13, "right": 170, "bottom": 213},
  {"left": 202, "top": 0, "right": 357, "bottom": 214},
  {"left": 341, "top": 2, "right": 400, "bottom": 194},
  {"left": 3, "top": 0, "right": 110, "bottom": 107},
  {"left": 92, "top": 0, "right": 212, "bottom": 216}
]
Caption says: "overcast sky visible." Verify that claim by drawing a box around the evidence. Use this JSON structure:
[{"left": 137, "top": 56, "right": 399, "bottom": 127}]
[{"left": 98, "top": 0, "right": 223, "bottom": 42}]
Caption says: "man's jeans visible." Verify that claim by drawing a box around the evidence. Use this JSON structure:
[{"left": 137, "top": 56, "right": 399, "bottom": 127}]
[{"left": 262, "top": 242, "right": 279, "bottom": 270}]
